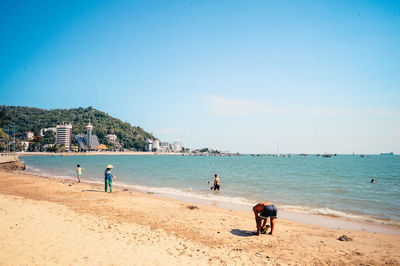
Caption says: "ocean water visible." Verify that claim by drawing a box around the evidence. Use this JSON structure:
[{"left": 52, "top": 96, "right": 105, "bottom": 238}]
[{"left": 21, "top": 154, "right": 400, "bottom": 226}]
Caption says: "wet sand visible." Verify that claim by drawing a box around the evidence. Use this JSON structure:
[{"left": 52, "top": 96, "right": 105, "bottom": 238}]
[{"left": 1, "top": 170, "right": 399, "bottom": 265}]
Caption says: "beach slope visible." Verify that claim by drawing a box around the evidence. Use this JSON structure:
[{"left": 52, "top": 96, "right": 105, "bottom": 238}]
[{"left": 0, "top": 171, "right": 399, "bottom": 265}]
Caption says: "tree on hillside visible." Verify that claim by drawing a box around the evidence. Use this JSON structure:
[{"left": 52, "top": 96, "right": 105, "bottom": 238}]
[
  {"left": 0, "top": 108, "right": 5, "bottom": 127},
  {"left": 0, "top": 109, "right": 7, "bottom": 151},
  {"left": 0, "top": 106, "right": 156, "bottom": 151},
  {"left": 42, "top": 130, "right": 55, "bottom": 144}
]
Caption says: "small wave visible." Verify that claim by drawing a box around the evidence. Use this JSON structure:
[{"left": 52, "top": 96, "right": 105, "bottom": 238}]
[
  {"left": 109, "top": 182, "right": 254, "bottom": 207},
  {"left": 280, "top": 205, "right": 400, "bottom": 227},
  {"left": 20, "top": 165, "right": 400, "bottom": 227}
]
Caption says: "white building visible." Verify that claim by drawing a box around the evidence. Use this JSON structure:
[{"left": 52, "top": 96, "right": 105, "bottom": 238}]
[
  {"left": 153, "top": 139, "right": 160, "bottom": 151},
  {"left": 146, "top": 139, "right": 153, "bottom": 151},
  {"left": 160, "top": 142, "right": 169, "bottom": 152},
  {"left": 20, "top": 141, "right": 29, "bottom": 152},
  {"left": 56, "top": 124, "right": 72, "bottom": 151},
  {"left": 40, "top": 127, "right": 56, "bottom": 136},
  {"left": 171, "top": 139, "right": 182, "bottom": 153},
  {"left": 106, "top": 133, "right": 122, "bottom": 151},
  {"left": 25, "top": 131, "right": 34, "bottom": 139},
  {"left": 106, "top": 134, "right": 118, "bottom": 142}
]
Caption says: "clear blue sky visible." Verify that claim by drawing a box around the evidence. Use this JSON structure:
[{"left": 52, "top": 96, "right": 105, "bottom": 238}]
[{"left": 1, "top": 0, "right": 399, "bottom": 153}]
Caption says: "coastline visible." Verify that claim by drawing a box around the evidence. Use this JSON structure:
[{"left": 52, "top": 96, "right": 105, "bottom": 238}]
[
  {"left": 18, "top": 151, "right": 187, "bottom": 156},
  {"left": 1, "top": 170, "right": 399, "bottom": 264},
  {"left": 21, "top": 157, "right": 400, "bottom": 233}
]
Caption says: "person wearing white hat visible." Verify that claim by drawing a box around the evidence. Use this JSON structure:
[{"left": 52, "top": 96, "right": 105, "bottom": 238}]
[{"left": 105, "top": 164, "right": 114, "bottom": 193}]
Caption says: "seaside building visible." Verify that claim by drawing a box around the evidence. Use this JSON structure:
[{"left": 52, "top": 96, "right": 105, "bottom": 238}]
[
  {"left": 153, "top": 139, "right": 160, "bottom": 151},
  {"left": 146, "top": 139, "right": 153, "bottom": 151},
  {"left": 106, "top": 134, "right": 117, "bottom": 143},
  {"left": 71, "top": 145, "right": 79, "bottom": 152},
  {"left": 171, "top": 139, "right": 182, "bottom": 153},
  {"left": 86, "top": 122, "right": 93, "bottom": 148},
  {"left": 75, "top": 122, "right": 100, "bottom": 151},
  {"left": 106, "top": 134, "right": 122, "bottom": 151},
  {"left": 160, "top": 142, "right": 169, "bottom": 152},
  {"left": 56, "top": 124, "right": 72, "bottom": 151},
  {"left": 25, "top": 131, "right": 34, "bottom": 140},
  {"left": 21, "top": 141, "right": 29, "bottom": 151},
  {"left": 40, "top": 127, "right": 56, "bottom": 136}
]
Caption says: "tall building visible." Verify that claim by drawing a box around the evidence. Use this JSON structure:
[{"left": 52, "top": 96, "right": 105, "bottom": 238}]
[
  {"left": 75, "top": 122, "right": 100, "bottom": 151},
  {"left": 86, "top": 122, "right": 93, "bottom": 148},
  {"left": 172, "top": 139, "right": 182, "bottom": 153},
  {"left": 153, "top": 139, "right": 160, "bottom": 151},
  {"left": 146, "top": 139, "right": 153, "bottom": 151},
  {"left": 56, "top": 124, "right": 72, "bottom": 151}
]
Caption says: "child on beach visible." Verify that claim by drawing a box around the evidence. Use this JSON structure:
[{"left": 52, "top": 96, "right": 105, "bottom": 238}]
[
  {"left": 76, "top": 164, "right": 82, "bottom": 183},
  {"left": 253, "top": 202, "right": 278, "bottom": 236},
  {"left": 105, "top": 164, "right": 113, "bottom": 193}
]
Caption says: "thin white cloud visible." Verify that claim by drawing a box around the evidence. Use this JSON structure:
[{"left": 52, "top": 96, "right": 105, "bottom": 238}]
[
  {"left": 208, "top": 95, "right": 262, "bottom": 115},
  {"left": 313, "top": 109, "right": 361, "bottom": 115},
  {"left": 369, "top": 92, "right": 398, "bottom": 100},
  {"left": 207, "top": 96, "right": 400, "bottom": 116},
  {"left": 366, "top": 109, "right": 400, "bottom": 115},
  {"left": 207, "top": 95, "right": 291, "bottom": 115},
  {"left": 314, "top": 108, "right": 400, "bottom": 115}
]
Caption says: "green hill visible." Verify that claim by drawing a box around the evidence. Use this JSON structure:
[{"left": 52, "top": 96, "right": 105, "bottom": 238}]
[{"left": 0, "top": 105, "right": 155, "bottom": 151}]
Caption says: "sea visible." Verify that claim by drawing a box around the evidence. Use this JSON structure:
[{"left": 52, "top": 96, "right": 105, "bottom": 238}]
[{"left": 21, "top": 154, "right": 400, "bottom": 227}]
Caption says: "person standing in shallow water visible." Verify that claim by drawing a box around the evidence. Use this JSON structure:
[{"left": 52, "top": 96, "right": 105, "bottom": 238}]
[
  {"left": 105, "top": 164, "right": 113, "bottom": 193},
  {"left": 213, "top": 174, "right": 220, "bottom": 191}
]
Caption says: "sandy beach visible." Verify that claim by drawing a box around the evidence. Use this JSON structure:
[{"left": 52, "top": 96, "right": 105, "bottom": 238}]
[{"left": 1, "top": 170, "right": 399, "bottom": 265}]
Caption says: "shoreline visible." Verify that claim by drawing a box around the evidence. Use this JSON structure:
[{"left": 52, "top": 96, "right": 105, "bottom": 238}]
[
  {"left": 21, "top": 166, "right": 400, "bottom": 234},
  {"left": 1, "top": 170, "right": 399, "bottom": 264},
  {"left": 18, "top": 151, "right": 186, "bottom": 156},
  {"left": 18, "top": 152, "right": 399, "bottom": 156}
]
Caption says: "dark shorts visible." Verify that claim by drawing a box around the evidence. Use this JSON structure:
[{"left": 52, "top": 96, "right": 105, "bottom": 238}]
[
  {"left": 214, "top": 184, "right": 220, "bottom": 190},
  {"left": 259, "top": 204, "right": 277, "bottom": 219}
]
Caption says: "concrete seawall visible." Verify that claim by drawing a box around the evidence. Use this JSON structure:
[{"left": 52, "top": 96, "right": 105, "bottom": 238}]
[{"left": 0, "top": 153, "right": 19, "bottom": 164}]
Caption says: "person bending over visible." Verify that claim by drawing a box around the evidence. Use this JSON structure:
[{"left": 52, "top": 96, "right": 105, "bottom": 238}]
[{"left": 253, "top": 202, "right": 278, "bottom": 236}]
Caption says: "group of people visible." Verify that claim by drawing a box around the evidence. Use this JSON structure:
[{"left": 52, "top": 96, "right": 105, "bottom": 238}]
[
  {"left": 211, "top": 173, "right": 278, "bottom": 236},
  {"left": 76, "top": 164, "right": 114, "bottom": 193},
  {"left": 76, "top": 166, "right": 278, "bottom": 236}
]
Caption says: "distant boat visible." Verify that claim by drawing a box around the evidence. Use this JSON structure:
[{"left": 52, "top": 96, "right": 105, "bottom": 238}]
[
  {"left": 299, "top": 153, "right": 307, "bottom": 156},
  {"left": 322, "top": 154, "right": 332, "bottom": 158},
  {"left": 360, "top": 154, "right": 365, "bottom": 157},
  {"left": 380, "top": 152, "right": 394, "bottom": 155}
]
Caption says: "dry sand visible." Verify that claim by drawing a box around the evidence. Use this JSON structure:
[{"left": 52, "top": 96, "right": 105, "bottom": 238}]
[{"left": 0, "top": 170, "right": 399, "bottom": 265}]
